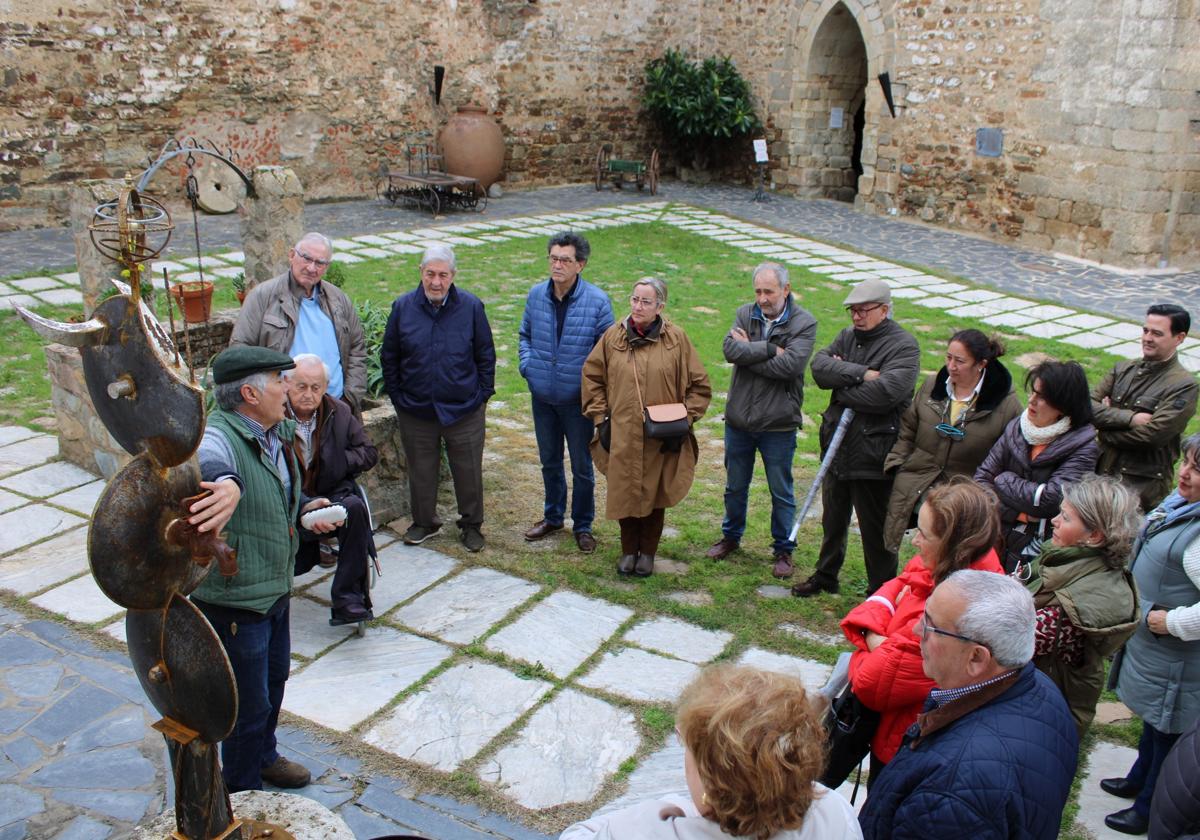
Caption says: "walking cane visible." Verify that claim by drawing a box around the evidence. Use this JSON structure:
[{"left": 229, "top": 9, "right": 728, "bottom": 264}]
[{"left": 787, "top": 408, "right": 856, "bottom": 543}]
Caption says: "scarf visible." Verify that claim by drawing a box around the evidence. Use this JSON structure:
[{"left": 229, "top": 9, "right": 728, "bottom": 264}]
[
  {"left": 1142, "top": 490, "right": 1200, "bottom": 536},
  {"left": 1019, "top": 409, "right": 1071, "bottom": 445},
  {"left": 1023, "top": 543, "right": 1102, "bottom": 594},
  {"left": 624, "top": 316, "right": 662, "bottom": 347}
]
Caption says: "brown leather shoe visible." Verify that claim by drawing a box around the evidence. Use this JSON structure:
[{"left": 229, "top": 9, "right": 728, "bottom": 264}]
[
  {"left": 634, "top": 553, "right": 655, "bottom": 577},
  {"left": 705, "top": 537, "right": 739, "bottom": 560},
  {"left": 524, "top": 520, "right": 564, "bottom": 541},
  {"left": 617, "top": 554, "right": 636, "bottom": 575},
  {"left": 260, "top": 755, "right": 310, "bottom": 789},
  {"left": 772, "top": 552, "right": 794, "bottom": 579},
  {"left": 575, "top": 531, "right": 597, "bottom": 553},
  {"left": 791, "top": 576, "right": 839, "bottom": 597}
]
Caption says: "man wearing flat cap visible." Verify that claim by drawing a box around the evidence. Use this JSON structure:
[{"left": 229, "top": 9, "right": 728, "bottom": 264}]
[
  {"left": 186, "top": 345, "right": 339, "bottom": 793},
  {"left": 793, "top": 278, "right": 920, "bottom": 598}
]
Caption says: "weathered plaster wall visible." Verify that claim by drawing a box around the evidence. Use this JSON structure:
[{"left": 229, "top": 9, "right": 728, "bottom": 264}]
[{"left": 1, "top": 0, "right": 1196, "bottom": 269}]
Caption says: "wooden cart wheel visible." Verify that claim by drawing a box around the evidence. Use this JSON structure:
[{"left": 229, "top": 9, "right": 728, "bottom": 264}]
[
  {"left": 474, "top": 190, "right": 488, "bottom": 213},
  {"left": 594, "top": 145, "right": 611, "bottom": 191},
  {"left": 426, "top": 186, "right": 442, "bottom": 216},
  {"left": 648, "top": 148, "right": 660, "bottom": 196}
]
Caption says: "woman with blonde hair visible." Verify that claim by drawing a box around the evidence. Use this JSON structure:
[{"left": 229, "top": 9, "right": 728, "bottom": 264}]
[
  {"left": 1027, "top": 474, "right": 1141, "bottom": 737},
  {"left": 560, "top": 665, "right": 860, "bottom": 840}
]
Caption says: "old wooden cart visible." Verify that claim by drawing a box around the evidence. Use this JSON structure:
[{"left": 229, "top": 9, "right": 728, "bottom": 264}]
[
  {"left": 595, "top": 144, "right": 660, "bottom": 195},
  {"left": 376, "top": 145, "right": 487, "bottom": 215}
]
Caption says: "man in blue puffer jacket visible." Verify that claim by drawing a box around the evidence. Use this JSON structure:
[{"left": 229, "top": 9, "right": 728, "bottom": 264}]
[
  {"left": 519, "top": 232, "right": 614, "bottom": 553},
  {"left": 860, "top": 570, "right": 1078, "bottom": 840}
]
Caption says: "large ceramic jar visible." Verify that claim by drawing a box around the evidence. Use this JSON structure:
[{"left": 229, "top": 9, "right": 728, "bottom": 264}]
[{"left": 439, "top": 105, "right": 505, "bottom": 191}]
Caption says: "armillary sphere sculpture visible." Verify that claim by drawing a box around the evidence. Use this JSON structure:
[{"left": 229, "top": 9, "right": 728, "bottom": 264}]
[{"left": 14, "top": 179, "right": 291, "bottom": 840}]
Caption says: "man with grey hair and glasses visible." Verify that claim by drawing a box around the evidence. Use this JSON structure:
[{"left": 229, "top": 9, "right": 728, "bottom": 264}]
[
  {"left": 705, "top": 261, "right": 816, "bottom": 578},
  {"left": 232, "top": 231, "right": 368, "bottom": 415},
  {"left": 381, "top": 244, "right": 496, "bottom": 552},
  {"left": 859, "top": 570, "right": 1078, "bottom": 839}
]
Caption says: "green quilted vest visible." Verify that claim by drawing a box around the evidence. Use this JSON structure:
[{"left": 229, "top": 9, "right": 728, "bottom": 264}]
[{"left": 191, "top": 409, "right": 300, "bottom": 613}]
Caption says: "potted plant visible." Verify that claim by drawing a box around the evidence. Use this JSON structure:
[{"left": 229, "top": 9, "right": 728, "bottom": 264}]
[
  {"left": 642, "top": 49, "right": 762, "bottom": 179},
  {"left": 231, "top": 272, "right": 247, "bottom": 305},
  {"left": 170, "top": 279, "right": 214, "bottom": 324}
]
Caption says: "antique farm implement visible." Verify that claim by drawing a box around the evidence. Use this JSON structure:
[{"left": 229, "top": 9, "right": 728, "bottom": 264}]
[
  {"left": 594, "top": 143, "right": 660, "bottom": 195},
  {"left": 376, "top": 144, "right": 486, "bottom": 215}
]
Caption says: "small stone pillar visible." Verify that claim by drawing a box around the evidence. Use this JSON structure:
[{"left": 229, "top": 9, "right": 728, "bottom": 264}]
[
  {"left": 240, "top": 166, "right": 304, "bottom": 290},
  {"left": 69, "top": 178, "right": 126, "bottom": 313}
]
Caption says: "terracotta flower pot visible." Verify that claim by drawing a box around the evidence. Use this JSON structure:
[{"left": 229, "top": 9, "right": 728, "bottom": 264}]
[
  {"left": 171, "top": 281, "right": 214, "bottom": 324},
  {"left": 235, "top": 289, "right": 247, "bottom": 305},
  {"left": 439, "top": 105, "right": 504, "bottom": 192}
]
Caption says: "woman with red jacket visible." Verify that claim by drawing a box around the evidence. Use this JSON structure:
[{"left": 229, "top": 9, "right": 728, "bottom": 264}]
[{"left": 837, "top": 477, "right": 1005, "bottom": 781}]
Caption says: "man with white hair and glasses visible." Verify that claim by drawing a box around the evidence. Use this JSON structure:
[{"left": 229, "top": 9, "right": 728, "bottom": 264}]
[
  {"left": 232, "top": 232, "right": 368, "bottom": 415},
  {"left": 859, "top": 570, "right": 1078, "bottom": 839}
]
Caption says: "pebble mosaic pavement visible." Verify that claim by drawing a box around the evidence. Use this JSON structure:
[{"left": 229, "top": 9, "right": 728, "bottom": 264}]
[{"left": 0, "top": 189, "right": 1187, "bottom": 838}]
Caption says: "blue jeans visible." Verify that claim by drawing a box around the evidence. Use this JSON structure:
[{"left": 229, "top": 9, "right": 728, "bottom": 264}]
[
  {"left": 197, "top": 599, "right": 291, "bottom": 793},
  {"left": 721, "top": 426, "right": 797, "bottom": 553},
  {"left": 531, "top": 396, "right": 595, "bottom": 533},
  {"left": 1125, "top": 720, "right": 1181, "bottom": 816}
]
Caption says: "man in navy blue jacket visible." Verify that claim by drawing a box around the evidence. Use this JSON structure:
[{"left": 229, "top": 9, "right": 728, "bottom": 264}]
[
  {"left": 860, "top": 570, "right": 1078, "bottom": 840},
  {"left": 518, "top": 232, "right": 614, "bottom": 553},
  {"left": 381, "top": 244, "right": 496, "bottom": 552}
]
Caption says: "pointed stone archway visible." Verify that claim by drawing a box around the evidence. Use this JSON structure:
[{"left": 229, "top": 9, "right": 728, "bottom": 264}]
[{"left": 795, "top": 2, "right": 870, "bottom": 202}]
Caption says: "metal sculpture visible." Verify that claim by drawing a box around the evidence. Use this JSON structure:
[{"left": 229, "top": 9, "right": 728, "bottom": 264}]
[{"left": 14, "top": 181, "right": 289, "bottom": 840}]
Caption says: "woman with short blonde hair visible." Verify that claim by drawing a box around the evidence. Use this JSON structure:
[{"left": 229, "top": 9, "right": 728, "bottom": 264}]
[{"left": 560, "top": 665, "right": 860, "bottom": 840}]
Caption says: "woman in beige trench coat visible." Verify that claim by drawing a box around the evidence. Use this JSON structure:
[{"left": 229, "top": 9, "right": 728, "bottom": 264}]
[{"left": 582, "top": 278, "right": 711, "bottom": 577}]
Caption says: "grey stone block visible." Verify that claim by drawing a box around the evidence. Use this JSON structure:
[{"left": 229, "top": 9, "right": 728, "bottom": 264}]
[
  {"left": 357, "top": 784, "right": 493, "bottom": 840},
  {"left": 63, "top": 707, "right": 149, "bottom": 753},
  {"left": 4, "top": 662, "right": 64, "bottom": 698},
  {"left": 24, "top": 685, "right": 125, "bottom": 745},
  {"left": 0, "top": 784, "right": 44, "bottom": 826},
  {"left": 56, "top": 815, "right": 113, "bottom": 840},
  {"left": 415, "top": 793, "right": 553, "bottom": 840},
  {"left": 0, "top": 633, "right": 57, "bottom": 667},
  {"left": 4, "top": 736, "right": 43, "bottom": 770},
  {"left": 29, "top": 746, "right": 156, "bottom": 789},
  {"left": 337, "top": 803, "right": 411, "bottom": 839},
  {"left": 0, "top": 708, "right": 38, "bottom": 735},
  {"left": 52, "top": 789, "right": 157, "bottom": 824}
]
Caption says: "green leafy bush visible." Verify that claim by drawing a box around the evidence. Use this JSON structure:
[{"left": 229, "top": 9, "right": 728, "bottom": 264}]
[
  {"left": 642, "top": 49, "right": 762, "bottom": 169},
  {"left": 357, "top": 298, "right": 390, "bottom": 398}
]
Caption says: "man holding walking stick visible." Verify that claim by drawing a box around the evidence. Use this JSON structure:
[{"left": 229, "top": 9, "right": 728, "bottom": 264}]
[{"left": 792, "top": 279, "right": 919, "bottom": 598}]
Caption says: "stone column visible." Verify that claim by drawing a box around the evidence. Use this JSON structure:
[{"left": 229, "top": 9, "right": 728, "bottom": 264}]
[
  {"left": 240, "top": 166, "right": 304, "bottom": 290},
  {"left": 69, "top": 178, "right": 126, "bottom": 313}
]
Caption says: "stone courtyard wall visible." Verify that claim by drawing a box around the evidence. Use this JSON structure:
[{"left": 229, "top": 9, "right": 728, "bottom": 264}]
[{"left": 0, "top": 0, "right": 1195, "bottom": 269}]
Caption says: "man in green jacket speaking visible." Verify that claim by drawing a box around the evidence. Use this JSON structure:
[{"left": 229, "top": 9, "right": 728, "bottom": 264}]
[{"left": 187, "top": 346, "right": 338, "bottom": 793}]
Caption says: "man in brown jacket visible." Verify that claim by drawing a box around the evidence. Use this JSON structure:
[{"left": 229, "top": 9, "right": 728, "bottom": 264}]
[
  {"left": 231, "top": 232, "right": 368, "bottom": 416},
  {"left": 1092, "top": 304, "right": 1197, "bottom": 512}
]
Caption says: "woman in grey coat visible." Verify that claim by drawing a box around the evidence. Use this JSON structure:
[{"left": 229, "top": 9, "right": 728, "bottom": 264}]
[{"left": 1103, "top": 434, "right": 1200, "bottom": 836}]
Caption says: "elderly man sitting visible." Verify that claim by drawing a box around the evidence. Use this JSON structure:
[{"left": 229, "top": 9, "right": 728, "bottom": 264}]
[
  {"left": 859, "top": 570, "right": 1079, "bottom": 840},
  {"left": 287, "top": 353, "right": 379, "bottom": 625}
]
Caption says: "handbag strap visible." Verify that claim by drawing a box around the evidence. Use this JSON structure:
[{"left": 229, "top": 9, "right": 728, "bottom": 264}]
[{"left": 628, "top": 346, "right": 647, "bottom": 412}]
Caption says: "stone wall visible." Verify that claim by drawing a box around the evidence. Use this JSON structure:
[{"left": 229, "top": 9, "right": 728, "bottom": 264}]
[
  {"left": 1, "top": 0, "right": 1195, "bottom": 269},
  {"left": 45, "top": 342, "right": 132, "bottom": 479}
]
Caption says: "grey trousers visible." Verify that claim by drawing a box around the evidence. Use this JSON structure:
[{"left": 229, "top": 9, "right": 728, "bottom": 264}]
[{"left": 396, "top": 404, "right": 486, "bottom": 529}]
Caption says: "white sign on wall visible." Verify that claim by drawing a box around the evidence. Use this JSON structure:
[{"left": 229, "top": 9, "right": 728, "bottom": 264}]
[
  {"left": 753, "top": 139, "right": 769, "bottom": 163},
  {"left": 830, "top": 107, "right": 844, "bottom": 129}
]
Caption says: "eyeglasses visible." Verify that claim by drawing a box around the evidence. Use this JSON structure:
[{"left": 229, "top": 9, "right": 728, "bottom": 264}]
[
  {"left": 934, "top": 422, "right": 965, "bottom": 440},
  {"left": 549, "top": 255, "right": 577, "bottom": 265},
  {"left": 630, "top": 295, "right": 659, "bottom": 308},
  {"left": 847, "top": 303, "right": 884, "bottom": 317},
  {"left": 295, "top": 249, "right": 331, "bottom": 269},
  {"left": 916, "top": 609, "right": 987, "bottom": 648}
]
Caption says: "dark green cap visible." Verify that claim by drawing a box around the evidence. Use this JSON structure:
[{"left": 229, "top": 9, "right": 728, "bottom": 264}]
[{"left": 211, "top": 346, "right": 296, "bottom": 385}]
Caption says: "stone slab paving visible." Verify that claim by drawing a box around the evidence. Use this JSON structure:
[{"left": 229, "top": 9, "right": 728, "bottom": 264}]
[
  {"left": 623, "top": 616, "right": 732, "bottom": 664},
  {"left": 0, "top": 461, "right": 97, "bottom": 498},
  {"left": 30, "top": 574, "right": 123, "bottom": 625},
  {"left": 284, "top": 626, "right": 452, "bottom": 732},
  {"left": 0, "top": 504, "right": 86, "bottom": 556},
  {"left": 44, "top": 480, "right": 105, "bottom": 518},
  {"left": 0, "top": 436, "right": 58, "bottom": 477},
  {"left": 0, "top": 527, "right": 88, "bottom": 596},
  {"left": 578, "top": 647, "right": 701, "bottom": 704},
  {"left": 364, "top": 661, "right": 552, "bottom": 771},
  {"left": 1077, "top": 741, "right": 1139, "bottom": 840},
  {"left": 394, "top": 567, "right": 540, "bottom": 644},
  {"left": 480, "top": 689, "right": 640, "bottom": 810},
  {"left": 485, "top": 590, "right": 632, "bottom": 678},
  {"left": 288, "top": 594, "right": 360, "bottom": 659}
]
